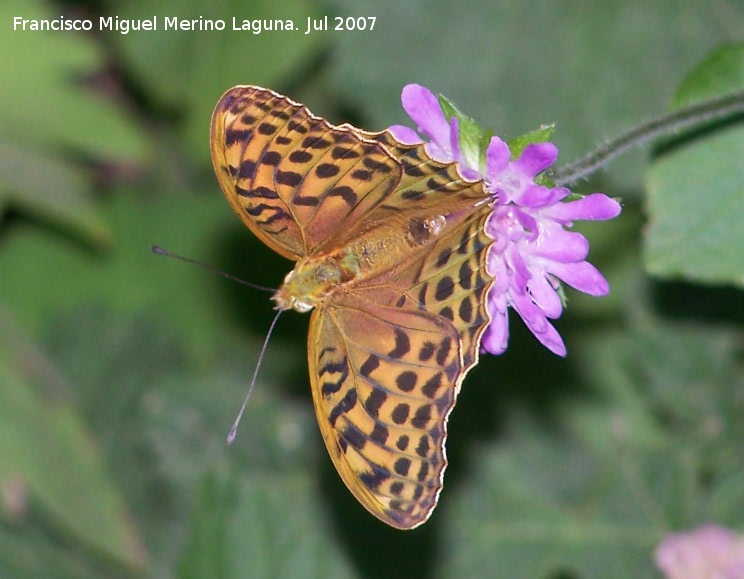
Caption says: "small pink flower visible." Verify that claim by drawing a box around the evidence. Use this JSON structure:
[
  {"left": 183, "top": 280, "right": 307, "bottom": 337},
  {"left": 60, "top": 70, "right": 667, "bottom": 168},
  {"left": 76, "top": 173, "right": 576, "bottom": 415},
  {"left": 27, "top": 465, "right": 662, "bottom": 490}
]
[
  {"left": 391, "top": 84, "right": 621, "bottom": 356},
  {"left": 655, "top": 524, "right": 744, "bottom": 579}
]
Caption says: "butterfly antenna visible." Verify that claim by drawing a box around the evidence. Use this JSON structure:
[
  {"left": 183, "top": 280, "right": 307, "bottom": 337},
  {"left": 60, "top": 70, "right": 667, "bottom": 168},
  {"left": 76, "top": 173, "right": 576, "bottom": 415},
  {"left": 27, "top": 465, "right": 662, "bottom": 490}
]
[
  {"left": 226, "top": 308, "right": 283, "bottom": 445},
  {"left": 150, "top": 245, "right": 274, "bottom": 293}
]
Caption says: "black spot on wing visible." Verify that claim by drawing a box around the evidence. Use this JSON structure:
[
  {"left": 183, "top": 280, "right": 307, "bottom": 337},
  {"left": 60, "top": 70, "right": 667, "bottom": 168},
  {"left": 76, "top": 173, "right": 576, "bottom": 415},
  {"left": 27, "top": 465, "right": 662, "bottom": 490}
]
[
  {"left": 293, "top": 193, "right": 320, "bottom": 206},
  {"left": 459, "top": 261, "right": 474, "bottom": 290},
  {"left": 370, "top": 423, "right": 389, "bottom": 446},
  {"left": 238, "top": 160, "right": 256, "bottom": 179},
  {"left": 302, "top": 136, "right": 331, "bottom": 149},
  {"left": 341, "top": 423, "right": 367, "bottom": 451},
  {"left": 459, "top": 297, "right": 474, "bottom": 323},
  {"left": 328, "top": 186, "right": 358, "bottom": 206},
  {"left": 395, "top": 371, "right": 417, "bottom": 393},
  {"left": 332, "top": 145, "right": 361, "bottom": 160},
  {"left": 436, "top": 247, "right": 452, "bottom": 268},
  {"left": 257, "top": 122, "right": 277, "bottom": 135},
  {"left": 417, "top": 461, "right": 429, "bottom": 482},
  {"left": 436, "top": 337, "right": 453, "bottom": 366},
  {"left": 288, "top": 120, "right": 309, "bottom": 134},
  {"left": 438, "top": 306, "right": 454, "bottom": 321},
  {"left": 316, "top": 163, "right": 340, "bottom": 178},
  {"left": 359, "top": 465, "right": 390, "bottom": 491},
  {"left": 276, "top": 170, "right": 303, "bottom": 187},
  {"left": 289, "top": 150, "right": 313, "bottom": 163},
  {"left": 401, "top": 158, "right": 426, "bottom": 177},
  {"left": 435, "top": 277, "right": 455, "bottom": 301},
  {"left": 416, "top": 436, "right": 431, "bottom": 458},
  {"left": 352, "top": 169, "right": 373, "bottom": 181},
  {"left": 329, "top": 388, "right": 357, "bottom": 427},
  {"left": 364, "top": 389, "right": 387, "bottom": 419},
  {"left": 391, "top": 403, "right": 410, "bottom": 425},
  {"left": 390, "top": 481, "right": 404, "bottom": 496},
  {"left": 360, "top": 355, "right": 380, "bottom": 377},
  {"left": 394, "top": 457, "right": 411, "bottom": 476},
  {"left": 388, "top": 328, "right": 411, "bottom": 359},
  {"left": 226, "top": 128, "right": 252, "bottom": 146},
  {"left": 419, "top": 341, "right": 436, "bottom": 361},
  {"left": 319, "top": 357, "right": 349, "bottom": 396},
  {"left": 261, "top": 151, "right": 282, "bottom": 166},
  {"left": 396, "top": 435, "right": 409, "bottom": 451},
  {"left": 411, "top": 404, "right": 432, "bottom": 429}
]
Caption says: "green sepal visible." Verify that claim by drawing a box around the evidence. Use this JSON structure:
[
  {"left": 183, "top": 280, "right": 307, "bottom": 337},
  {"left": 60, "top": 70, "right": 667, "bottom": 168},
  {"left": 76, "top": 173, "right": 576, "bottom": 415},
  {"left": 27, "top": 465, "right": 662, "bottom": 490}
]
[
  {"left": 507, "top": 124, "right": 555, "bottom": 158},
  {"left": 509, "top": 125, "right": 557, "bottom": 187},
  {"left": 439, "top": 92, "right": 557, "bottom": 179},
  {"left": 438, "top": 93, "right": 487, "bottom": 171}
]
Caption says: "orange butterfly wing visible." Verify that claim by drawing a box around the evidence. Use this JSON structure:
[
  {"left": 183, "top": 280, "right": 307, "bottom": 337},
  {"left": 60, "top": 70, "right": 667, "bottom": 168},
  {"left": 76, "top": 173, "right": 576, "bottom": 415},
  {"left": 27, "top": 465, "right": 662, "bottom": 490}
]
[{"left": 211, "top": 85, "right": 403, "bottom": 260}]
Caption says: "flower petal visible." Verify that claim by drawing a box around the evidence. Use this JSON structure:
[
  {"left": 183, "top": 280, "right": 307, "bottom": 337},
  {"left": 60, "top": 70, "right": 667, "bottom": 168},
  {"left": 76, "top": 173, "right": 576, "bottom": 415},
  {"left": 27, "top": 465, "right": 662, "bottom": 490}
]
[
  {"left": 387, "top": 125, "right": 422, "bottom": 144},
  {"left": 510, "top": 290, "right": 546, "bottom": 330},
  {"left": 547, "top": 261, "right": 609, "bottom": 295},
  {"left": 545, "top": 193, "right": 621, "bottom": 222},
  {"left": 513, "top": 142, "right": 558, "bottom": 177},
  {"left": 482, "top": 309, "right": 509, "bottom": 355},
  {"left": 485, "top": 137, "right": 511, "bottom": 181},
  {"left": 400, "top": 84, "right": 452, "bottom": 156},
  {"left": 528, "top": 275, "right": 563, "bottom": 318},
  {"left": 533, "top": 230, "right": 589, "bottom": 262},
  {"left": 529, "top": 318, "right": 567, "bottom": 356}
]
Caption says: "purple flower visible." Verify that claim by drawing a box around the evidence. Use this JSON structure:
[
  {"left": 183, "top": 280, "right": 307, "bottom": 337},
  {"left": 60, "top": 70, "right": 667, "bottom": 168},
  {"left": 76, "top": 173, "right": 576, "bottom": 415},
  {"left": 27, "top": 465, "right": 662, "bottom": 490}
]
[
  {"left": 390, "top": 84, "right": 621, "bottom": 356},
  {"left": 655, "top": 524, "right": 744, "bottom": 579}
]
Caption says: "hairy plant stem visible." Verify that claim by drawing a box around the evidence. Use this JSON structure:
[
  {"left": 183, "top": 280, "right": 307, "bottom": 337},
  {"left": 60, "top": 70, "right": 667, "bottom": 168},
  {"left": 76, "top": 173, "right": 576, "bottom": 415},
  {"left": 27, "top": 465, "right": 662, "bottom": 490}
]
[{"left": 554, "top": 90, "right": 744, "bottom": 186}]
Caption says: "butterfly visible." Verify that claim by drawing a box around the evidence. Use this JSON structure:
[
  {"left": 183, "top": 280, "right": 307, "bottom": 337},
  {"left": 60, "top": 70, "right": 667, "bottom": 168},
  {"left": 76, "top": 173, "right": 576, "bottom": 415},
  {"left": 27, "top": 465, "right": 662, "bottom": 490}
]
[{"left": 210, "top": 85, "right": 494, "bottom": 529}]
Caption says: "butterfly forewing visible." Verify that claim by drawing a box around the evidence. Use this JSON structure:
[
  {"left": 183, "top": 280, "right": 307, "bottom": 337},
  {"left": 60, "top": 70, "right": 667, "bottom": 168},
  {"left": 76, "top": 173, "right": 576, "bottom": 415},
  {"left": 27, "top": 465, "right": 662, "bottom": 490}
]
[
  {"left": 211, "top": 85, "right": 403, "bottom": 260},
  {"left": 211, "top": 85, "right": 495, "bottom": 529}
]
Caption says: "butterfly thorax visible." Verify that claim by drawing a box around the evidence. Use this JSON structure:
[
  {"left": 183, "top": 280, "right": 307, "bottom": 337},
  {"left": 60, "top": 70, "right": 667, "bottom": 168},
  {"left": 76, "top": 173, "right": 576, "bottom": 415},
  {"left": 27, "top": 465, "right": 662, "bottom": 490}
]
[{"left": 272, "top": 213, "right": 451, "bottom": 313}]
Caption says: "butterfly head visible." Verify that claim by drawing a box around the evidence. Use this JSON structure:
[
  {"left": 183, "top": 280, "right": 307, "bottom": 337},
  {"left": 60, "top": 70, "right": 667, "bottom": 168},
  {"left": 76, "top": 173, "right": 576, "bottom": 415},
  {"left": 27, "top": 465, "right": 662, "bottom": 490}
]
[
  {"left": 271, "top": 256, "right": 347, "bottom": 314},
  {"left": 272, "top": 291, "right": 314, "bottom": 313}
]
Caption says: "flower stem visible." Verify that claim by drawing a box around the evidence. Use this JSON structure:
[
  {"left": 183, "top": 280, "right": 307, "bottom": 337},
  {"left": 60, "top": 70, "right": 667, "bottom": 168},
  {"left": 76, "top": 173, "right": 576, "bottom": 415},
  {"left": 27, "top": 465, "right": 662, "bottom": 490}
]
[{"left": 554, "top": 89, "right": 744, "bottom": 185}]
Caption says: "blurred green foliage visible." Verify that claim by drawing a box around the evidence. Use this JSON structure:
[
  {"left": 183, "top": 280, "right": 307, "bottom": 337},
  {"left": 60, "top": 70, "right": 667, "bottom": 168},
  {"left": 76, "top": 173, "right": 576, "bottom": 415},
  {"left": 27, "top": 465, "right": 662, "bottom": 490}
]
[{"left": 1, "top": 0, "right": 743, "bottom": 577}]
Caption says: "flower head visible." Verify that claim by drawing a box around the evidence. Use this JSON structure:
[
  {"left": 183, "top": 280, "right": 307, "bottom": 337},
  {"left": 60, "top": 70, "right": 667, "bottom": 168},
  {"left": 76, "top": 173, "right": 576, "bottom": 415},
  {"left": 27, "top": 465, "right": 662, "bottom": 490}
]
[
  {"left": 655, "top": 524, "right": 744, "bottom": 579},
  {"left": 390, "top": 84, "right": 621, "bottom": 356}
]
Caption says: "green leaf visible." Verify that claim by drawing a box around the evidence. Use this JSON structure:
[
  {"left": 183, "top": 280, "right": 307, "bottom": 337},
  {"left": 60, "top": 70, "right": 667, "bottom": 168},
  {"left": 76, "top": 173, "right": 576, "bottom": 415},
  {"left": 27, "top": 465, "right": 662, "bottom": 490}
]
[
  {"left": 440, "top": 320, "right": 744, "bottom": 578},
  {"left": 179, "top": 473, "right": 358, "bottom": 579},
  {"left": 0, "top": 308, "right": 146, "bottom": 574},
  {"left": 440, "top": 422, "right": 663, "bottom": 578},
  {"left": 645, "top": 47, "right": 744, "bottom": 285},
  {"left": 0, "top": 0, "right": 150, "bottom": 246},
  {"left": 0, "top": 189, "right": 252, "bottom": 362},
  {"left": 0, "top": 141, "right": 111, "bottom": 248},
  {"left": 672, "top": 44, "right": 744, "bottom": 107},
  {"left": 0, "top": 0, "right": 150, "bottom": 162}
]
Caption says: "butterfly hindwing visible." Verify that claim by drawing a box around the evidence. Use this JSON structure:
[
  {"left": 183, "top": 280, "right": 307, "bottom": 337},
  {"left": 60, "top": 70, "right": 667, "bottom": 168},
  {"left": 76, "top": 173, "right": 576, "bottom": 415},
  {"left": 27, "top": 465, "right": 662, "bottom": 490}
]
[
  {"left": 309, "top": 293, "right": 460, "bottom": 529},
  {"left": 308, "top": 200, "right": 493, "bottom": 529}
]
